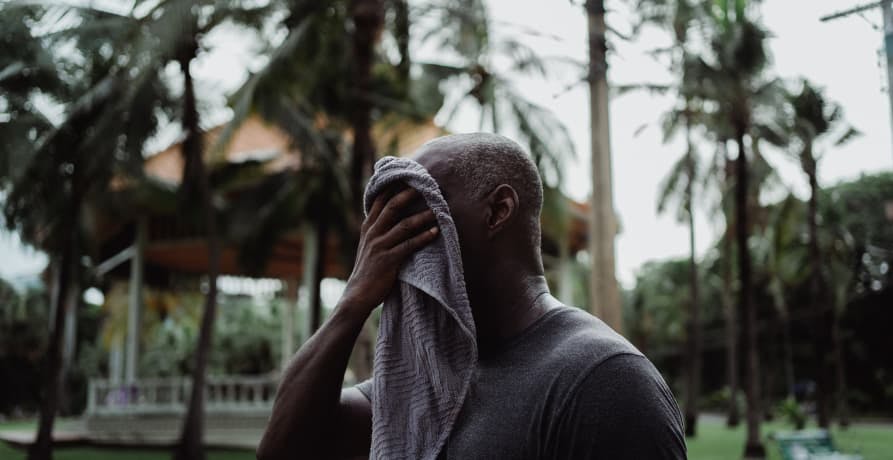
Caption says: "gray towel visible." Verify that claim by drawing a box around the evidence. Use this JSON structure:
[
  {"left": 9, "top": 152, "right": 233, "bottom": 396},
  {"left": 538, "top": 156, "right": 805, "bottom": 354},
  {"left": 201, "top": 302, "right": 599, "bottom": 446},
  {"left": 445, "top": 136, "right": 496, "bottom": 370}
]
[{"left": 363, "top": 156, "right": 478, "bottom": 460}]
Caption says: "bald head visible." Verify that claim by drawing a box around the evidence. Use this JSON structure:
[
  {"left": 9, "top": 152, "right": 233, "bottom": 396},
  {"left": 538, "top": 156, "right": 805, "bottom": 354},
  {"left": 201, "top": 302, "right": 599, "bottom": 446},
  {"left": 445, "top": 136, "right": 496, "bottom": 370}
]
[{"left": 414, "top": 132, "right": 544, "bottom": 252}]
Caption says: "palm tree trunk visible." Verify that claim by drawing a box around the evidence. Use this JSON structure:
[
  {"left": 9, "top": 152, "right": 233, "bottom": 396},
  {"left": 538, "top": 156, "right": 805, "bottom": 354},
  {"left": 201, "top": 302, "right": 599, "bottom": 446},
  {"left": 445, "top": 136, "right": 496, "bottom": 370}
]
[
  {"left": 585, "top": 0, "right": 622, "bottom": 332},
  {"left": 736, "top": 132, "right": 764, "bottom": 458},
  {"left": 28, "top": 220, "right": 78, "bottom": 460},
  {"left": 683, "top": 116, "right": 701, "bottom": 438},
  {"left": 173, "top": 36, "right": 220, "bottom": 460},
  {"left": 349, "top": 0, "right": 382, "bottom": 212},
  {"left": 833, "top": 314, "right": 850, "bottom": 428},
  {"left": 350, "top": 0, "right": 384, "bottom": 380},
  {"left": 310, "top": 216, "right": 328, "bottom": 333},
  {"left": 393, "top": 0, "right": 410, "bottom": 93},
  {"left": 58, "top": 278, "right": 79, "bottom": 416},
  {"left": 722, "top": 144, "right": 740, "bottom": 428},
  {"left": 348, "top": 0, "right": 383, "bottom": 383},
  {"left": 806, "top": 159, "right": 832, "bottom": 429},
  {"left": 782, "top": 312, "right": 795, "bottom": 398}
]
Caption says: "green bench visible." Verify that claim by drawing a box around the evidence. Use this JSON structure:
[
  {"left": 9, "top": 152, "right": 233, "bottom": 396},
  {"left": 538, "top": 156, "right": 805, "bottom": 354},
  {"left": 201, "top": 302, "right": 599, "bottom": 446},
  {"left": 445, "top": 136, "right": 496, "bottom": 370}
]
[{"left": 771, "top": 429, "right": 863, "bottom": 460}]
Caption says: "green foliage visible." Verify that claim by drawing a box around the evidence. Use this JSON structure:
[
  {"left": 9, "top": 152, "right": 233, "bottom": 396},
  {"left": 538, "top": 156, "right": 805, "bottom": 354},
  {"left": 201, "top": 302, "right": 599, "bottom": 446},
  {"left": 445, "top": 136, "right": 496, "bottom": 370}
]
[
  {"left": 418, "top": 0, "right": 576, "bottom": 188},
  {"left": 135, "top": 292, "right": 285, "bottom": 378},
  {"left": 0, "top": 282, "right": 49, "bottom": 415},
  {"left": 627, "top": 258, "right": 691, "bottom": 351},
  {"left": 821, "top": 172, "right": 893, "bottom": 296},
  {"left": 629, "top": 172, "right": 893, "bottom": 416},
  {"left": 775, "top": 397, "right": 806, "bottom": 430}
]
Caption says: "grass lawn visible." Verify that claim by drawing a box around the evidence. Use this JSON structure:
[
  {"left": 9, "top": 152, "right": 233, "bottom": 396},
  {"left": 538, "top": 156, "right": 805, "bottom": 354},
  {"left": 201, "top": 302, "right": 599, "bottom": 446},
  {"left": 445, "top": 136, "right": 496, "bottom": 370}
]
[
  {"left": 0, "top": 419, "right": 254, "bottom": 460},
  {"left": 0, "top": 444, "right": 254, "bottom": 460},
  {"left": 2, "top": 416, "right": 891, "bottom": 459},
  {"left": 687, "top": 417, "right": 893, "bottom": 460}
]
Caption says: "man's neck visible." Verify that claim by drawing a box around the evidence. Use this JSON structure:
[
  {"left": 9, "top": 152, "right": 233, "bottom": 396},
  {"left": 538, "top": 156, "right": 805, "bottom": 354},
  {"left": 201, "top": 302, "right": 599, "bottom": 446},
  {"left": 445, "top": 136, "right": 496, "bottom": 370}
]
[{"left": 471, "top": 272, "right": 557, "bottom": 351}]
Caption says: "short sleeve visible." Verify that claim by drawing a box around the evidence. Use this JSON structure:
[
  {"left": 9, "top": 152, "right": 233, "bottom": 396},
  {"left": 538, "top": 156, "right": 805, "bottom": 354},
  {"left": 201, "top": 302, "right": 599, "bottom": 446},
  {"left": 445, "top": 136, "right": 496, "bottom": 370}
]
[
  {"left": 354, "top": 378, "right": 373, "bottom": 402},
  {"left": 549, "top": 353, "right": 687, "bottom": 460}
]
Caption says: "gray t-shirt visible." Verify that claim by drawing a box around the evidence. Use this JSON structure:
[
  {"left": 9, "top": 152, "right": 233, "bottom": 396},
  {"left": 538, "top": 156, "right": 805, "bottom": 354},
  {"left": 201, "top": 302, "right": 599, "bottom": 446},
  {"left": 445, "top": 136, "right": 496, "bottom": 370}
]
[{"left": 356, "top": 305, "right": 686, "bottom": 459}]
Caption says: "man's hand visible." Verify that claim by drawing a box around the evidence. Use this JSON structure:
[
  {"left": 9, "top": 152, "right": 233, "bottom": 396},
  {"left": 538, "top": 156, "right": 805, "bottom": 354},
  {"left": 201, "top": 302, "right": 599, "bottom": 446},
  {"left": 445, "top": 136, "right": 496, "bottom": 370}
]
[
  {"left": 258, "top": 186, "right": 438, "bottom": 460},
  {"left": 341, "top": 186, "right": 439, "bottom": 314}
]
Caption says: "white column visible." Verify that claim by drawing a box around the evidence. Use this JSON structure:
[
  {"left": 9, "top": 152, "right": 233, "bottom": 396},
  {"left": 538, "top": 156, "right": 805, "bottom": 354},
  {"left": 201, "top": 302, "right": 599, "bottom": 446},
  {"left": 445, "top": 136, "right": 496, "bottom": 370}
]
[
  {"left": 109, "top": 339, "right": 124, "bottom": 384},
  {"left": 125, "top": 217, "right": 147, "bottom": 383}
]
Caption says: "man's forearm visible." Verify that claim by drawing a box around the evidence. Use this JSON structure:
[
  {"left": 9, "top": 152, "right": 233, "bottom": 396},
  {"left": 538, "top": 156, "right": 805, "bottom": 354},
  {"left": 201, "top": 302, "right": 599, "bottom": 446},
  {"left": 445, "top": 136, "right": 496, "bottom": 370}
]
[
  {"left": 257, "top": 300, "right": 371, "bottom": 459},
  {"left": 256, "top": 187, "right": 438, "bottom": 459}
]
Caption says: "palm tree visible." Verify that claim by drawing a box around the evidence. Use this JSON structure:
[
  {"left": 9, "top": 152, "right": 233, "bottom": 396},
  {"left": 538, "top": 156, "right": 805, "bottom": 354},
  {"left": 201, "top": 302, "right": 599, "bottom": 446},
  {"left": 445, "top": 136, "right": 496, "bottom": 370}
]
[
  {"left": 419, "top": 0, "right": 576, "bottom": 172},
  {"left": 656, "top": 147, "right": 704, "bottom": 436},
  {"left": 349, "top": 0, "right": 384, "bottom": 211},
  {"left": 170, "top": 13, "right": 221, "bottom": 460},
  {"left": 584, "top": 0, "right": 621, "bottom": 331},
  {"left": 633, "top": 0, "right": 705, "bottom": 436},
  {"left": 217, "top": 0, "right": 420, "bottom": 380},
  {"left": 753, "top": 194, "right": 808, "bottom": 400},
  {"left": 785, "top": 79, "right": 859, "bottom": 428},
  {"left": 1, "top": 4, "right": 177, "bottom": 458},
  {"left": 29, "top": 2, "right": 270, "bottom": 458},
  {"left": 154, "top": 3, "right": 272, "bottom": 458},
  {"left": 685, "top": 2, "right": 786, "bottom": 456}
]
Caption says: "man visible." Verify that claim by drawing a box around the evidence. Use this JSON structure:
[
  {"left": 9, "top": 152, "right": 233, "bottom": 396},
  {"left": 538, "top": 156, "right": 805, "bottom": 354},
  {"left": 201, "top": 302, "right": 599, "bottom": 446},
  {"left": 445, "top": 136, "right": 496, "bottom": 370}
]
[{"left": 257, "top": 133, "right": 687, "bottom": 459}]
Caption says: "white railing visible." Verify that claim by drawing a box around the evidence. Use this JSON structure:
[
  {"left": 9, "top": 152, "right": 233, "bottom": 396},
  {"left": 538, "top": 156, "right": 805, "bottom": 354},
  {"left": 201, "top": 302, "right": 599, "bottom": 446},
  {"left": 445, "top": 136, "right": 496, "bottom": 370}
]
[{"left": 87, "top": 376, "right": 278, "bottom": 415}]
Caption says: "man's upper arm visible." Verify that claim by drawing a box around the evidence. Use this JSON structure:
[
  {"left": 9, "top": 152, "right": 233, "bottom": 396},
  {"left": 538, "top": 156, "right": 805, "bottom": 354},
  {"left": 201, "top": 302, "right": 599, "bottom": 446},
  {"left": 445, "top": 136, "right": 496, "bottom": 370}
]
[
  {"left": 333, "top": 387, "right": 372, "bottom": 459},
  {"left": 550, "top": 353, "right": 687, "bottom": 460}
]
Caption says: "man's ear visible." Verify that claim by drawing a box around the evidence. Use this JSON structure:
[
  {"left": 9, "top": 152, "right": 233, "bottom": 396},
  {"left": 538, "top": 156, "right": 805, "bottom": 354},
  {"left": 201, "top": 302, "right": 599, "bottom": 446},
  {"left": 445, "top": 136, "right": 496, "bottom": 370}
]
[{"left": 485, "top": 184, "right": 518, "bottom": 237}]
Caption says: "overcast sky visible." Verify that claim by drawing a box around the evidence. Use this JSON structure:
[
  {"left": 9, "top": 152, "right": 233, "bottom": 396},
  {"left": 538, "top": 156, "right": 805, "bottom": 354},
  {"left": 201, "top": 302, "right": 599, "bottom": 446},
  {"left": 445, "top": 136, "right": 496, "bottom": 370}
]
[
  {"left": 478, "top": 0, "right": 893, "bottom": 286},
  {"left": 3, "top": 0, "right": 892, "bottom": 288}
]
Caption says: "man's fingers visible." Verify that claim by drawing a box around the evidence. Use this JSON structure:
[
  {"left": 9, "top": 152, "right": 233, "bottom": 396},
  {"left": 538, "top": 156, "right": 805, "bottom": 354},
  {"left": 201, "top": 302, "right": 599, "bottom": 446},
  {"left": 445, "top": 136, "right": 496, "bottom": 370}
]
[
  {"left": 389, "top": 225, "right": 439, "bottom": 259},
  {"left": 367, "top": 193, "right": 387, "bottom": 223},
  {"left": 371, "top": 187, "right": 420, "bottom": 233},
  {"left": 379, "top": 208, "right": 436, "bottom": 248},
  {"left": 364, "top": 190, "right": 393, "bottom": 233}
]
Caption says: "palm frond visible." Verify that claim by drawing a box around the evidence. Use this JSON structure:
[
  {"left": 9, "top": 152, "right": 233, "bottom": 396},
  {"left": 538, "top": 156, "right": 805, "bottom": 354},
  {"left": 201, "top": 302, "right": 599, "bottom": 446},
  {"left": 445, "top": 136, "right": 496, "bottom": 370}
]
[
  {"left": 656, "top": 153, "right": 689, "bottom": 218},
  {"left": 833, "top": 126, "right": 861, "bottom": 147}
]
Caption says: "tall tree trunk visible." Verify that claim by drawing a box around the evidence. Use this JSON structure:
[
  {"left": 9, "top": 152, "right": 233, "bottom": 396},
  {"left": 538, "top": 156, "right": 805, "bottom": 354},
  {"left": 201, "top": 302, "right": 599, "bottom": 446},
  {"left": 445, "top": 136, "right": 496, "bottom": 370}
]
[
  {"left": 348, "top": 0, "right": 383, "bottom": 383},
  {"left": 173, "top": 36, "right": 220, "bottom": 460},
  {"left": 349, "top": 0, "right": 382, "bottom": 213},
  {"left": 58, "top": 279, "right": 79, "bottom": 416},
  {"left": 832, "top": 314, "right": 850, "bottom": 428},
  {"left": 585, "top": 0, "right": 622, "bottom": 332},
  {"left": 28, "top": 221, "right": 78, "bottom": 460},
  {"left": 806, "top": 157, "right": 832, "bottom": 429},
  {"left": 722, "top": 144, "right": 740, "bottom": 428},
  {"left": 310, "top": 216, "right": 328, "bottom": 333},
  {"left": 782, "top": 311, "right": 795, "bottom": 398},
  {"left": 736, "top": 133, "right": 764, "bottom": 459},
  {"left": 683, "top": 117, "right": 701, "bottom": 438},
  {"left": 393, "top": 0, "right": 410, "bottom": 94}
]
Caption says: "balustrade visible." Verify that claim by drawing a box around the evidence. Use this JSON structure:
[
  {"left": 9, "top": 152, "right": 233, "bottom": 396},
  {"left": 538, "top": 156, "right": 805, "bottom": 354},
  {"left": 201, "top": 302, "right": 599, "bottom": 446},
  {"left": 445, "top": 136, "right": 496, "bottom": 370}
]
[{"left": 87, "top": 376, "right": 278, "bottom": 415}]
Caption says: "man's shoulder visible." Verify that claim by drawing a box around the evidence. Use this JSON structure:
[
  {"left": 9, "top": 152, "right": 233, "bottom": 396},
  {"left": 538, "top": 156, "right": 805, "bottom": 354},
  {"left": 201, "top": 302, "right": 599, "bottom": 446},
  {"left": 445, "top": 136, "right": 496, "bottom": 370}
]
[
  {"left": 536, "top": 307, "right": 686, "bottom": 458},
  {"left": 541, "top": 305, "right": 643, "bottom": 369},
  {"left": 551, "top": 352, "right": 687, "bottom": 459}
]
